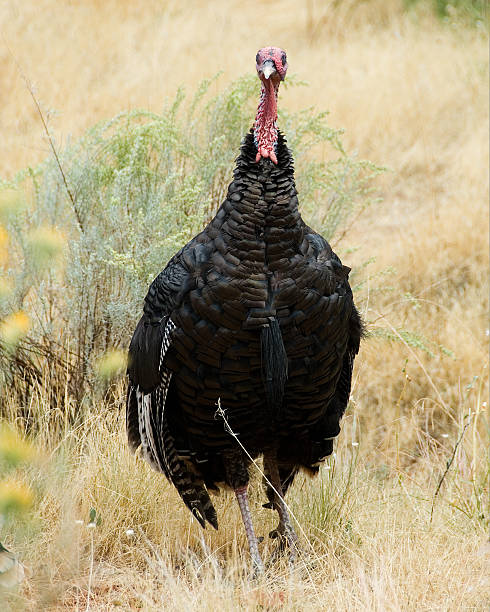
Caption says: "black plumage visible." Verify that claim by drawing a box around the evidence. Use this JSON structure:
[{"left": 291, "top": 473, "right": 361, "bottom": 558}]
[{"left": 126, "top": 47, "right": 362, "bottom": 571}]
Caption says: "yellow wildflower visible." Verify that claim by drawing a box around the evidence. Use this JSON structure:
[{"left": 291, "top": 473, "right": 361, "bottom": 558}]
[
  {"left": 0, "top": 425, "right": 36, "bottom": 468},
  {"left": 0, "top": 312, "right": 30, "bottom": 350},
  {"left": 0, "top": 479, "right": 33, "bottom": 515},
  {"left": 96, "top": 349, "right": 127, "bottom": 380}
]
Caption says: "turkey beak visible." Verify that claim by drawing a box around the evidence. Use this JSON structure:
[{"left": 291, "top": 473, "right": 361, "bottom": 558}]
[{"left": 261, "top": 60, "right": 276, "bottom": 80}]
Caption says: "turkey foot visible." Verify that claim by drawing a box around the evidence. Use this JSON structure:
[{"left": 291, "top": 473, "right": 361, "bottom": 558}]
[{"left": 263, "top": 453, "right": 299, "bottom": 567}]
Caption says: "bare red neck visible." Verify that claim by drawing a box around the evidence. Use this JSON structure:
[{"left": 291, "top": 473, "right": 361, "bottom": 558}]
[{"left": 253, "top": 78, "right": 280, "bottom": 164}]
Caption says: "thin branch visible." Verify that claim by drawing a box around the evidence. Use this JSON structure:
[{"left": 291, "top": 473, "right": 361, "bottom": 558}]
[
  {"left": 214, "top": 399, "right": 323, "bottom": 595},
  {"left": 26, "top": 81, "right": 85, "bottom": 234},
  {"left": 430, "top": 420, "right": 470, "bottom": 523},
  {"left": 214, "top": 401, "right": 316, "bottom": 553},
  {"left": 85, "top": 530, "right": 94, "bottom": 612},
  {"left": 4, "top": 42, "right": 84, "bottom": 233}
]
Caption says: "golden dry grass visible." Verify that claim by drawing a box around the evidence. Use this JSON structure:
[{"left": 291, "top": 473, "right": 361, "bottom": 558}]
[
  {"left": 3, "top": 383, "right": 488, "bottom": 610},
  {"left": 1, "top": 0, "right": 488, "bottom": 610}
]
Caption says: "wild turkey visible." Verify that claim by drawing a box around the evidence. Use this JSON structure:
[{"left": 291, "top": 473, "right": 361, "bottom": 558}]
[{"left": 127, "top": 46, "right": 362, "bottom": 572}]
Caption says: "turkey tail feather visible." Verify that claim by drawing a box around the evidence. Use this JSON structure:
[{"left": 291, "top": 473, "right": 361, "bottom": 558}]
[
  {"left": 261, "top": 317, "right": 288, "bottom": 418},
  {"left": 129, "top": 377, "right": 218, "bottom": 530},
  {"left": 178, "top": 481, "right": 218, "bottom": 530},
  {"left": 126, "top": 384, "right": 141, "bottom": 452}
]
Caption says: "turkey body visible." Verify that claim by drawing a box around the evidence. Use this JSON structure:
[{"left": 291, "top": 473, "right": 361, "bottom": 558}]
[{"left": 127, "top": 130, "right": 362, "bottom": 532}]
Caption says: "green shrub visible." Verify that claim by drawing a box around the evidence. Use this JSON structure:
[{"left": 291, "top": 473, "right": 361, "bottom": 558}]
[
  {"left": 0, "top": 75, "right": 382, "bottom": 417},
  {"left": 405, "top": 0, "right": 488, "bottom": 26}
]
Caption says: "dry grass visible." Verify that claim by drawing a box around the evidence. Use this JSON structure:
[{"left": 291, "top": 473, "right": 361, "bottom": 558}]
[
  {"left": 1, "top": 0, "right": 488, "bottom": 610},
  {"left": 4, "top": 380, "right": 488, "bottom": 610}
]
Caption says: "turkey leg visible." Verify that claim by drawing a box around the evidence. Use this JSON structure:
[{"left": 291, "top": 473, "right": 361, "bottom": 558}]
[
  {"left": 235, "top": 486, "right": 265, "bottom": 575},
  {"left": 263, "top": 452, "right": 298, "bottom": 564}
]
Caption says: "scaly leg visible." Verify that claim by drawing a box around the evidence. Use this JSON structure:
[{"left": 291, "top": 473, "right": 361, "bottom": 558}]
[
  {"left": 235, "top": 485, "right": 265, "bottom": 575},
  {"left": 263, "top": 453, "right": 298, "bottom": 565}
]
